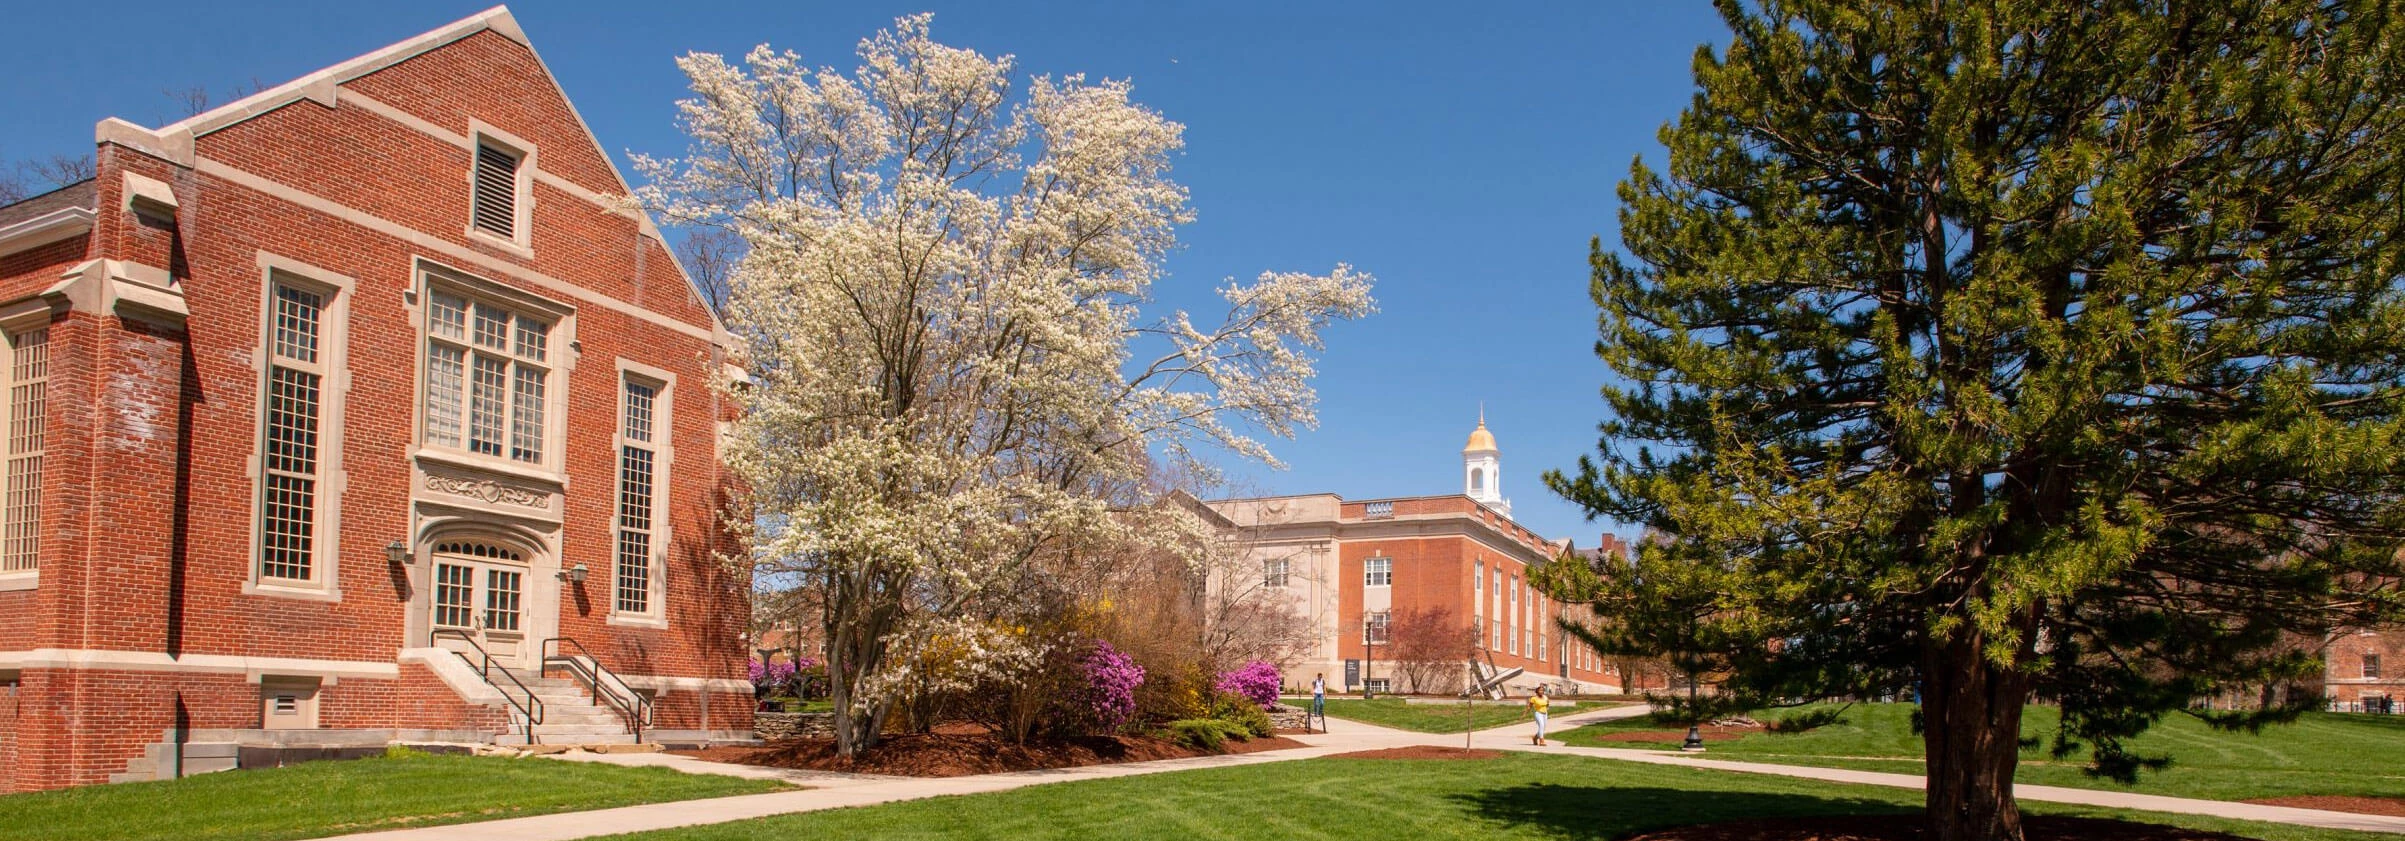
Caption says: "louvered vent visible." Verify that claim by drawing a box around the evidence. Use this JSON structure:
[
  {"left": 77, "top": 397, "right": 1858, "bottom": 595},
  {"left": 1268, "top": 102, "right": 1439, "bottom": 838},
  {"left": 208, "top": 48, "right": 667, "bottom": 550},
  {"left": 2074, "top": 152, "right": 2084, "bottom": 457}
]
[{"left": 472, "top": 142, "right": 521, "bottom": 239}]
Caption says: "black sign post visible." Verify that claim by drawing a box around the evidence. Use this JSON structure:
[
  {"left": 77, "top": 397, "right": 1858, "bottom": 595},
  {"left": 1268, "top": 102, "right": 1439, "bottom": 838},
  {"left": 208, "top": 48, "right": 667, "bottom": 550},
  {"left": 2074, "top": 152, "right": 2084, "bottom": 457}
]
[{"left": 1344, "top": 659, "right": 1360, "bottom": 690}]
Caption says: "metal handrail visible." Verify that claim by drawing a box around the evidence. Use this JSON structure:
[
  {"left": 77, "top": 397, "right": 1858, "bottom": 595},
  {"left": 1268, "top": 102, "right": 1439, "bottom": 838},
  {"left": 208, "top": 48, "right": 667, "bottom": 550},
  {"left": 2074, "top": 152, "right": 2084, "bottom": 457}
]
[
  {"left": 541, "top": 637, "right": 653, "bottom": 741},
  {"left": 432, "top": 629, "right": 545, "bottom": 744}
]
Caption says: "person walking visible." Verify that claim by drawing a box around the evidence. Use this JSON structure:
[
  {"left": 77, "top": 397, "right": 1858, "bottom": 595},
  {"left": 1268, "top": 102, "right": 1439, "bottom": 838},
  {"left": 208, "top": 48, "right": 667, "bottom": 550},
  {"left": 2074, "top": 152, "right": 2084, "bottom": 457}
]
[
  {"left": 1310, "top": 673, "right": 1327, "bottom": 732},
  {"left": 1527, "top": 685, "right": 1550, "bottom": 745}
]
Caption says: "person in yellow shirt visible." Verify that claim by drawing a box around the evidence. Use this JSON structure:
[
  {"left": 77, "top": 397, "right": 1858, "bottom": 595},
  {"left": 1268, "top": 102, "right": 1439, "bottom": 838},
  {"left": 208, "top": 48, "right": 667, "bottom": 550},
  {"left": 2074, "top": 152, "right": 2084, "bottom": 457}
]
[{"left": 1527, "top": 685, "right": 1550, "bottom": 745}]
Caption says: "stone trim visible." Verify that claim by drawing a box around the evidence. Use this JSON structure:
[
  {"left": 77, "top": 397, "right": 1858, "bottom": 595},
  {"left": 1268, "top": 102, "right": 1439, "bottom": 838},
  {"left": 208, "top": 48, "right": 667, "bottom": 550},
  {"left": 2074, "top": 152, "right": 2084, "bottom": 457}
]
[
  {"left": 192, "top": 156, "right": 708, "bottom": 343},
  {"left": 240, "top": 252, "right": 358, "bottom": 601},
  {"left": 0, "top": 207, "right": 94, "bottom": 257},
  {"left": 616, "top": 674, "right": 753, "bottom": 694},
  {"left": 156, "top": 8, "right": 522, "bottom": 140},
  {"left": 0, "top": 649, "right": 398, "bottom": 681},
  {"left": 609, "top": 358, "right": 676, "bottom": 627},
  {"left": 45, "top": 259, "right": 187, "bottom": 326}
]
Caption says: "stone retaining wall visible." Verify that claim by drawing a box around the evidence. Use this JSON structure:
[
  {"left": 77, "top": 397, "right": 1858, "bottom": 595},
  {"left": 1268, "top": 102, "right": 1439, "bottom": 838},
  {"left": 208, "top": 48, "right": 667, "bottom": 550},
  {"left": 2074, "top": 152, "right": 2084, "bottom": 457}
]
[
  {"left": 1268, "top": 704, "right": 1308, "bottom": 730},
  {"left": 754, "top": 712, "right": 836, "bottom": 741}
]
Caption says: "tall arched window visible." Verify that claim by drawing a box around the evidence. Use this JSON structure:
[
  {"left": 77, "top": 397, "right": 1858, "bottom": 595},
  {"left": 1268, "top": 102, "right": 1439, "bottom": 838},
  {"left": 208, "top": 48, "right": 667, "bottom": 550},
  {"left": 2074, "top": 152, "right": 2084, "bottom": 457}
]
[{"left": 1470, "top": 468, "right": 1485, "bottom": 493}]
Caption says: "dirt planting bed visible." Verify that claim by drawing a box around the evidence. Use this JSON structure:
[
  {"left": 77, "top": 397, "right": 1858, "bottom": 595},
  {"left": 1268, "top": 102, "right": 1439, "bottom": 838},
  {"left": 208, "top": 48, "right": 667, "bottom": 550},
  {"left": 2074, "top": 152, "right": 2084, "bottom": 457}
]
[
  {"left": 673, "top": 728, "right": 1306, "bottom": 777},
  {"left": 2243, "top": 795, "right": 2405, "bottom": 817}
]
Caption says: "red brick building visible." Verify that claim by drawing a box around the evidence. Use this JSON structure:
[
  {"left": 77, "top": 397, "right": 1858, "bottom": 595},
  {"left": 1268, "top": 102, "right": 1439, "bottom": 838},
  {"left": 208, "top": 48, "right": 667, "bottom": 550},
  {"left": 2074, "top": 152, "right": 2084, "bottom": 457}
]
[
  {"left": 2326, "top": 629, "right": 2405, "bottom": 713},
  {"left": 0, "top": 8, "right": 751, "bottom": 789},
  {"left": 1207, "top": 418, "right": 1626, "bottom": 695}
]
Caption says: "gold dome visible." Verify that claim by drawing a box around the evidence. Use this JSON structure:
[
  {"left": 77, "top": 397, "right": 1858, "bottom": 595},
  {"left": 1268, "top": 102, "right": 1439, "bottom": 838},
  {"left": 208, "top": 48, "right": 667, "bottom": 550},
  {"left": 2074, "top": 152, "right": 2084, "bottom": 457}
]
[{"left": 1463, "top": 417, "right": 1498, "bottom": 454}]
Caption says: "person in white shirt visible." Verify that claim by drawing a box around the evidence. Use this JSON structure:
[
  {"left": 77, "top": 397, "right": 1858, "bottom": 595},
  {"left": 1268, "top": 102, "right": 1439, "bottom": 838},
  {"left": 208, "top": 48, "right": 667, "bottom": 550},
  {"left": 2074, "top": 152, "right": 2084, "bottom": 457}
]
[{"left": 1310, "top": 673, "right": 1327, "bottom": 729}]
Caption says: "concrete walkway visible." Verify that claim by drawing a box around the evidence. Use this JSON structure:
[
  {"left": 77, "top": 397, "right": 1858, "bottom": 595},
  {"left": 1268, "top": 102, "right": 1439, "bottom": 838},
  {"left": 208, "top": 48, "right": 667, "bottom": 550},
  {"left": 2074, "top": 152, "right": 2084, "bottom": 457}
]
[
  {"left": 315, "top": 704, "right": 2405, "bottom": 840},
  {"left": 322, "top": 716, "right": 1425, "bottom": 841}
]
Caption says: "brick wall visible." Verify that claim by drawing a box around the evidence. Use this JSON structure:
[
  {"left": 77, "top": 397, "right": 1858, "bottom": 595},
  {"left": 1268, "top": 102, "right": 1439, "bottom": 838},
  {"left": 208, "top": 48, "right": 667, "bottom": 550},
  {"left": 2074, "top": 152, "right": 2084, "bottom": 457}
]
[
  {"left": 0, "top": 678, "right": 17, "bottom": 792},
  {"left": 1, "top": 13, "right": 749, "bottom": 790},
  {"left": 2325, "top": 630, "right": 2405, "bottom": 706}
]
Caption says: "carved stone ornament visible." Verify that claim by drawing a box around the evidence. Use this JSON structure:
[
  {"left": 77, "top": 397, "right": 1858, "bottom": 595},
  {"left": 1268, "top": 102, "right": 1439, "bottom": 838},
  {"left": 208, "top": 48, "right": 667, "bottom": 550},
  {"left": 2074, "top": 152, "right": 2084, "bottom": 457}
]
[{"left": 424, "top": 474, "right": 549, "bottom": 508}]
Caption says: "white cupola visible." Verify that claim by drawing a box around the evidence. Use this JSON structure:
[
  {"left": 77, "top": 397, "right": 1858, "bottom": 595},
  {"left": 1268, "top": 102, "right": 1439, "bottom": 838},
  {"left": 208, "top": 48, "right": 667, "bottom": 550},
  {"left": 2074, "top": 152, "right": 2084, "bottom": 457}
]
[{"left": 1463, "top": 410, "right": 1509, "bottom": 517}]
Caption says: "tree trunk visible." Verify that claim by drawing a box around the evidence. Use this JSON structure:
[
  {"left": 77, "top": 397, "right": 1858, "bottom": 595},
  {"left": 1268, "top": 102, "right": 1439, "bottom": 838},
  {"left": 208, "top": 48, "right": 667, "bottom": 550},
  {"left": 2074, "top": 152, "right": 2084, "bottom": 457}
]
[
  {"left": 826, "top": 585, "right": 894, "bottom": 759},
  {"left": 1921, "top": 632, "right": 2030, "bottom": 841}
]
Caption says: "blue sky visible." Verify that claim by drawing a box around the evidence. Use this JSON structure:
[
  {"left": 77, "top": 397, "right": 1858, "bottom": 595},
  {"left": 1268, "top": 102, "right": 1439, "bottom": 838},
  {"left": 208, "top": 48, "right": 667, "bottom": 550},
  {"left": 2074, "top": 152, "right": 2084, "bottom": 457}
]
[{"left": 0, "top": 1, "right": 1727, "bottom": 546}]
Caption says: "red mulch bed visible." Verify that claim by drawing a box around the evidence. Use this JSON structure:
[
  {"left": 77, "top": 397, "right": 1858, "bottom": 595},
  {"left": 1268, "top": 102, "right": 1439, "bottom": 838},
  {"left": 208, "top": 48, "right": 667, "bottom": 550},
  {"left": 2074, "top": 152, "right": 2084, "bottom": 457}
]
[
  {"left": 1627, "top": 815, "right": 2256, "bottom": 841},
  {"left": 1586, "top": 724, "right": 1761, "bottom": 744},
  {"left": 674, "top": 729, "right": 1306, "bottom": 777},
  {"left": 1327, "top": 746, "right": 1503, "bottom": 760},
  {"left": 2244, "top": 795, "right": 2405, "bottom": 817}
]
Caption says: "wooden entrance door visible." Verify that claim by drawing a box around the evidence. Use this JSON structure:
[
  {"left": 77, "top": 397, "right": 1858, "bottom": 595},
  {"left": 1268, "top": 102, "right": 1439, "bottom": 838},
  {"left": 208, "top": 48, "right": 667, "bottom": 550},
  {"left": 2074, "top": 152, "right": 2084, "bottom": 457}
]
[{"left": 429, "top": 540, "right": 530, "bottom": 666}]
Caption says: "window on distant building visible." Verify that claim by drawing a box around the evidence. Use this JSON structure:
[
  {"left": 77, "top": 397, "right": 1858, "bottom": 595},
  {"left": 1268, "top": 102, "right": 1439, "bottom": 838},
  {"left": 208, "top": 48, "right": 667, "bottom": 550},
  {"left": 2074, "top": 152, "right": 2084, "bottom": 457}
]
[
  {"left": 0, "top": 327, "right": 44, "bottom": 578},
  {"left": 1365, "top": 557, "right": 1392, "bottom": 587},
  {"left": 1365, "top": 610, "right": 1390, "bottom": 644},
  {"left": 1264, "top": 557, "right": 1290, "bottom": 589},
  {"left": 421, "top": 281, "right": 555, "bottom": 466},
  {"left": 2370, "top": 654, "right": 2385, "bottom": 680},
  {"left": 615, "top": 375, "right": 666, "bottom": 617}
]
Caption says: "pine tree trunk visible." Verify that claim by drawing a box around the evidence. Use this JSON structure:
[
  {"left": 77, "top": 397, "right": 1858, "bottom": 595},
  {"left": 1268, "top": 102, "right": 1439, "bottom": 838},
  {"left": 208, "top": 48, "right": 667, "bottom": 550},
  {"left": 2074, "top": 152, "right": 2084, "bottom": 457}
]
[{"left": 1921, "top": 632, "right": 2029, "bottom": 841}]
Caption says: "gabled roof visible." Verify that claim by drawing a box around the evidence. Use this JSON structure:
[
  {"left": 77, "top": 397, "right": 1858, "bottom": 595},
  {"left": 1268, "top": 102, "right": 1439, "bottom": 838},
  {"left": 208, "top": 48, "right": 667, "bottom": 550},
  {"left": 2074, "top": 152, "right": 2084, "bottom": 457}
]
[
  {"left": 0, "top": 179, "right": 96, "bottom": 229},
  {"left": 94, "top": 6, "right": 724, "bottom": 336},
  {"left": 0, "top": 179, "right": 97, "bottom": 256}
]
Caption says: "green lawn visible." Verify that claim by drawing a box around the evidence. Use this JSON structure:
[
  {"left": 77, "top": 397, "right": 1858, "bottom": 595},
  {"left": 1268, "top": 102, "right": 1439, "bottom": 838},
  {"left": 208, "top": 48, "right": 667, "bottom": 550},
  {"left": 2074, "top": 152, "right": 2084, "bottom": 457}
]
[
  {"left": 1311, "top": 697, "right": 1596, "bottom": 733},
  {"left": 1558, "top": 702, "right": 2405, "bottom": 802},
  {"left": 0, "top": 751, "right": 788, "bottom": 841},
  {"left": 597, "top": 751, "right": 2387, "bottom": 841}
]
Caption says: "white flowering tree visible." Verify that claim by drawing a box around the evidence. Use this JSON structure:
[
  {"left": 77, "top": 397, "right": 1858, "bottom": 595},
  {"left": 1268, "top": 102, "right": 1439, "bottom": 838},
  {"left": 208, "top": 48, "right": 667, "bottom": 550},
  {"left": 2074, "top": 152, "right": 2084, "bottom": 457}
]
[{"left": 637, "top": 16, "right": 1375, "bottom": 756}]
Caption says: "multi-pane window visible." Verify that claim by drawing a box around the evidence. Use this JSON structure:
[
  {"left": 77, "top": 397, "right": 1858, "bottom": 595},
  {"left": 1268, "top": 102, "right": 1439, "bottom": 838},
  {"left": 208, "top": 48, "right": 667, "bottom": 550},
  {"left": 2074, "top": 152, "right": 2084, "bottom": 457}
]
[
  {"left": 1364, "top": 557, "right": 1392, "bottom": 587},
  {"left": 433, "top": 563, "right": 473, "bottom": 628},
  {"left": 1263, "top": 558, "right": 1289, "bottom": 589},
  {"left": 260, "top": 284, "right": 326, "bottom": 582},
  {"left": 423, "top": 289, "right": 551, "bottom": 464},
  {"left": 0, "top": 330, "right": 44, "bottom": 574},
  {"left": 2370, "top": 654, "right": 2385, "bottom": 680},
  {"left": 1365, "top": 610, "right": 1390, "bottom": 645},
  {"left": 485, "top": 568, "right": 523, "bottom": 631},
  {"left": 615, "top": 378, "right": 661, "bottom": 615}
]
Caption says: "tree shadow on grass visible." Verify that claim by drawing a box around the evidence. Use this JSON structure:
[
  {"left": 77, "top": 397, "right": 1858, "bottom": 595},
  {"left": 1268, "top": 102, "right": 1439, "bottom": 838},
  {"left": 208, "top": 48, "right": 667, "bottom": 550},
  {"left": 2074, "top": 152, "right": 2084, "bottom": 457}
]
[{"left": 1450, "top": 784, "right": 1917, "bottom": 840}]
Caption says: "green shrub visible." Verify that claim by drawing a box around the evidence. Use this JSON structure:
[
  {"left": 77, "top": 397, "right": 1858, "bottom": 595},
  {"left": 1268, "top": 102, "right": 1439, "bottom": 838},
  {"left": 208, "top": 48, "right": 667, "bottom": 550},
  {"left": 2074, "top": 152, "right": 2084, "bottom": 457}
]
[
  {"left": 383, "top": 744, "right": 429, "bottom": 760},
  {"left": 1212, "top": 696, "right": 1269, "bottom": 735},
  {"left": 1163, "top": 718, "right": 1251, "bottom": 752},
  {"left": 1209, "top": 695, "right": 1275, "bottom": 739},
  {"left": 1767, "top": 706, "right": 1849, "bottom": 734}
]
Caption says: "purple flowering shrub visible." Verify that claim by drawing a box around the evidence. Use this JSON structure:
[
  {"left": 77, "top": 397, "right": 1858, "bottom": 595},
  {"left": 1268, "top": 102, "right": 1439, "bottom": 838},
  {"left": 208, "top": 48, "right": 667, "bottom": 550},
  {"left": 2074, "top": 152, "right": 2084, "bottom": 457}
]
[
  {"left": 1214, "top": 660, "right": 1282, "bottom": 709},
  {"left": 1076, "top": 640, "right": 1146, "bottom": 732},
  {"left": 748, "top": 657, "right": 802, "bottom": 696}
]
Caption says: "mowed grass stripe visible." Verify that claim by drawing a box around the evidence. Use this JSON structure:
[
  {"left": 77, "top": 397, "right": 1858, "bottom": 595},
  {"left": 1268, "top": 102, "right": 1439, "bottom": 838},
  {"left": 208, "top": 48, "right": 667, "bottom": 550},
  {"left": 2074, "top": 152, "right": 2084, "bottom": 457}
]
[
  {"left": 599, "top": 752, "right": 2391, "bottom": 841},
  {"left": 1556, "top": 702, "right": 2405, "bottom": 802}
]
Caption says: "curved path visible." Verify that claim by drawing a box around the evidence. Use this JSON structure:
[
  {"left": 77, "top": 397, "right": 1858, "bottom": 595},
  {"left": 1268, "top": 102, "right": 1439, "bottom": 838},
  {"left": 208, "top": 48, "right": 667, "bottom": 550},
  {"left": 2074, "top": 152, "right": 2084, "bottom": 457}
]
[{"left": 314, "top": 704, "right": 2405, "bottom": 840}]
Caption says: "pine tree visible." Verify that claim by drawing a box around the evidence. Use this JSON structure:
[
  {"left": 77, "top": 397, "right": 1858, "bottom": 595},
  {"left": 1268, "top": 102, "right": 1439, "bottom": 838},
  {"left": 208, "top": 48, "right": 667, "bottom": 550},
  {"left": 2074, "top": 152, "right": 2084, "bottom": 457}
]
[{"left": 1549, "top": 3, "right": 2405, "bottom": 839}]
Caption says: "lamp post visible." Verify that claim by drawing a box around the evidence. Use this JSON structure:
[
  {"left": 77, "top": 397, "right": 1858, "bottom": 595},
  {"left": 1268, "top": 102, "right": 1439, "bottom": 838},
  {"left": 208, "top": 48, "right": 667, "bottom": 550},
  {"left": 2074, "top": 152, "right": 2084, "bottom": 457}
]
[{"left": 1680, "top": 666, "right": 1706, "bottom": 752}]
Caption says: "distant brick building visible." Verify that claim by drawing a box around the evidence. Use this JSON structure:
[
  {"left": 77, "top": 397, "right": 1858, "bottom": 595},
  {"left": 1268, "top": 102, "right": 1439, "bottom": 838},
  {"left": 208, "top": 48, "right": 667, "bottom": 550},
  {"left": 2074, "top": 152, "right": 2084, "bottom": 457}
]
[
  {"left": 2326, "top": 629, "right": 2405, "bottom": 713},
  {"left": 1207, "top": 418, "right": 1626, "bottom": 695},
  {"left": 0, "top": 8, "right": 751, "bottom": 790}
]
